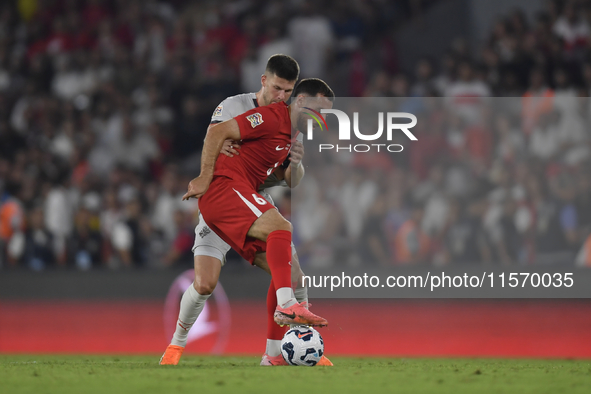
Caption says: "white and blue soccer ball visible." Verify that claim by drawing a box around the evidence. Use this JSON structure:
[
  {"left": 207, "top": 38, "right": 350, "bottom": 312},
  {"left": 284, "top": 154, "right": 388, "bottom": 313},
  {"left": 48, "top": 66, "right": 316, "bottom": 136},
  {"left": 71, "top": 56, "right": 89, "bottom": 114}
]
[{"left": 280, "top": 326, "right": 324, "bottom": 366}]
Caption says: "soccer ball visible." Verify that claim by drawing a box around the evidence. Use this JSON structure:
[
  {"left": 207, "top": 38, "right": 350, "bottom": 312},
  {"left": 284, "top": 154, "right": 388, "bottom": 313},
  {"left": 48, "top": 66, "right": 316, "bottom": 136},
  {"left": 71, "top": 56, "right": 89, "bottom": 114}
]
[{"left": 280, "top": 326, "right": 324, "bottom": 366}]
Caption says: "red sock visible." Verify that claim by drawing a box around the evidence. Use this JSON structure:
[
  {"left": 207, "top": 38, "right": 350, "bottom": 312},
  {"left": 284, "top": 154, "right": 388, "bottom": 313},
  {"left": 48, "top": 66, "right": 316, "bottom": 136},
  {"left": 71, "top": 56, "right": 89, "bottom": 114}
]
[
  {"left": 266, "top": 230, "right": 292, "bottom": 291},
  {"left": 266, "top": 281, "right": 286, "bottom": 340}
]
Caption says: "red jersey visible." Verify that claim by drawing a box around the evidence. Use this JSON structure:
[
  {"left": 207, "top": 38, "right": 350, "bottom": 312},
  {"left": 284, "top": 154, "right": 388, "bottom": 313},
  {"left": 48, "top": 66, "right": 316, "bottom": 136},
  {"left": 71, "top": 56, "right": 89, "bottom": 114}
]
[{"left": 213, "top": 102, "right": 293, "bottom": 190}]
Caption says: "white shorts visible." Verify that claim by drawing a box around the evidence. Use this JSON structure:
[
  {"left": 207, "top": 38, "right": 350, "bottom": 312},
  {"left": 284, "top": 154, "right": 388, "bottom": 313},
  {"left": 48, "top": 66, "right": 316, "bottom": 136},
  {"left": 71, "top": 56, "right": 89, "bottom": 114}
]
[{"left": 192, "top": 190, "right": 296, "bottom": 265}]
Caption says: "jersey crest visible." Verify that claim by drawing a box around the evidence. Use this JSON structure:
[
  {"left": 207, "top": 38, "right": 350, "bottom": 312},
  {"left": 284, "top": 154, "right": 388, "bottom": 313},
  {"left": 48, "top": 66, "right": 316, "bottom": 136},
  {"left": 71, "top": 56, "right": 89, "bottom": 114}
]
[
  {"left": 213, "top": 105, "right": 223, "bottom": 117},
  {"left": 246, "top": 113, "right": 264, "bottom": 128}
]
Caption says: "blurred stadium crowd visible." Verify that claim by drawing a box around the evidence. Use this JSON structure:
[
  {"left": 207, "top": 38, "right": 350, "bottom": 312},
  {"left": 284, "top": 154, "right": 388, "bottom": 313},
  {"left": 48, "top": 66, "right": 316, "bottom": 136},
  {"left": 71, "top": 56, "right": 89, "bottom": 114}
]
[{"left": 1, "top": 0, "right": 591, "bottom": 270}]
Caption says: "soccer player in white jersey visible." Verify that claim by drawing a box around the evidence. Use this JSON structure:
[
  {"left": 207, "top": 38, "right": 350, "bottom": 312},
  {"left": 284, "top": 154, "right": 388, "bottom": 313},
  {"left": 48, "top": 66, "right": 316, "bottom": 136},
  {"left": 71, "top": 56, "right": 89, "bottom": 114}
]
[{"left": 160, "top": 54, "right": 332, "bottom": 366}]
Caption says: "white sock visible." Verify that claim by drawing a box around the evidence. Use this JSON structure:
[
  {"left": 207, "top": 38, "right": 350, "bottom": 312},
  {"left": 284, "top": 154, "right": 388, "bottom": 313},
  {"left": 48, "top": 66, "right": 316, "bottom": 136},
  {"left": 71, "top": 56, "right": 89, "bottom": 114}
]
[
  {"left": 294, "top": 286, "right": 308, "bottom": 304},
  {"left": 266, "top": 339, "right": 282, "bottom": 357},
  {"left": 276, "top": 287, "right": 296, "bottom": 308},
  {"left": 170, "top": 284, "right": 211, "bottom": 347}
]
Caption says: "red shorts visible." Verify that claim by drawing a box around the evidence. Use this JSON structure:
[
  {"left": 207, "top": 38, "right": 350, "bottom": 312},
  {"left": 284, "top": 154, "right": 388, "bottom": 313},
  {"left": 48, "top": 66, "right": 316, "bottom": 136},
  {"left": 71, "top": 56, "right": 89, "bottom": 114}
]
[{"left": 198, "top": 176, "right": 276, "bottom": 263}]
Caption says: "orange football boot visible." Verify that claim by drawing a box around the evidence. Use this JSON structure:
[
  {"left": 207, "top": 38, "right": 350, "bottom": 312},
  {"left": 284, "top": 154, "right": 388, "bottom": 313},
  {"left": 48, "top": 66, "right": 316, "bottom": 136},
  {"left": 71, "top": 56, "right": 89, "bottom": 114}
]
[
  {"left": 159, "top": 344, "right": 184, "bottom": 365},
  {"left": 317, "top": 355, "right": 333, "bottom": 366},
  {"left": 274, "top": 302, "right": 328, "bottom": 327}
]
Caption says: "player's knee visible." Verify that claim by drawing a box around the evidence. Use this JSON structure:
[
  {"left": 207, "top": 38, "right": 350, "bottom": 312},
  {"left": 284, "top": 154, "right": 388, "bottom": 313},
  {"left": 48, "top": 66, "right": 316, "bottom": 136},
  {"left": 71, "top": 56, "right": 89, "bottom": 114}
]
[
  {"left": 193, "top": 278, "right": 217, "bottom": 295},
  {"left": 263, "top": 218, "right": 291, "bottom": 239},
  {"left": 276, "top": 219, "right": 292, "bottom": 233}
]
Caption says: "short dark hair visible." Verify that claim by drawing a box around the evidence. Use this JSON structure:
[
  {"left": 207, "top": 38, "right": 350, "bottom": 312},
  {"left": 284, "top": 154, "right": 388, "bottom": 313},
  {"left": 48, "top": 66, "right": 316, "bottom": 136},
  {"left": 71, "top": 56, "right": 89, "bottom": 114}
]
[
  {"left": 293, "top": 78, "right": 335, "bottom": 100},
  {"left": 265, "top": 54, "right": 300, "bottom": 81}
]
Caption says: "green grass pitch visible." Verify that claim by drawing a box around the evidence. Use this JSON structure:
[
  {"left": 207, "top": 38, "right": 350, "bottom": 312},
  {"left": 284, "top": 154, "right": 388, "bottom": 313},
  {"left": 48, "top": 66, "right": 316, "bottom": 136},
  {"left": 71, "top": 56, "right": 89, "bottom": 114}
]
[{"left": 1, "top": 355, "right": 590, "bottom": 394}]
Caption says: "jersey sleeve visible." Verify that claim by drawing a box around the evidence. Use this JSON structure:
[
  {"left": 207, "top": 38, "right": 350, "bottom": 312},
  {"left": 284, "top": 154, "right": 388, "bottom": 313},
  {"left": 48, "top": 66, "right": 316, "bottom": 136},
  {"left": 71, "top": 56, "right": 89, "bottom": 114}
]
[
  {"left": 234, "top": 105, "right": 281, "bottom": 141},
  {"left": 210, "top": 99, "right": 235, "bottom": 124}
]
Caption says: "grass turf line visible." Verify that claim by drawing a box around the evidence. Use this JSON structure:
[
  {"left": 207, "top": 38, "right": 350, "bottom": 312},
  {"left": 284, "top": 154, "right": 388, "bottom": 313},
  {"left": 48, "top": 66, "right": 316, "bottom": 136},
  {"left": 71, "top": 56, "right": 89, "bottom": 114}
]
[{"left": 1, "top": 355, "right": 591, "bottom": 394}]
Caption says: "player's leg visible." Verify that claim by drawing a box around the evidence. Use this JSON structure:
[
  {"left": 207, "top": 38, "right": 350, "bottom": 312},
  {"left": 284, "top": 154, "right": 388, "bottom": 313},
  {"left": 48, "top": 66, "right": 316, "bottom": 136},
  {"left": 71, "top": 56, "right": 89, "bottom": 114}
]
[
  {"left": 173, "top": 254, "right": 221, "bottom": 346},
  {"left": 260, "top": 281, "right": 289, "bottom": 365},
  {"left": 160, "top": 254, "right": 222, "bottom": 365},
  {"left": 253, "top": 252, "right": 287, "bottom": 364},
  {"left": 253, "top": 251, "right": 299, "bottom": 365},
  {"left": 247, "top": 209, "right": 294, "bottom": 305},
  {"left": 248, "top": 209, "right": 328, "bottom": 327},
  {"left": 253, "top": 250, "right": 306, "bottom": 303},
  {"left": 161, "top": 215, "right": 229, "bottom": 365},
  {"left": 252, "top": 253, "right": 286, "bottom": 361},
  {"left": 253, "top": 251, "right": 332, "bottom": 366},
  {"left": 254, "top": 191, "right": 307, "bottom": 309},
  {"left": 199, "top": 183, "right": 327, "bottom": 326}
]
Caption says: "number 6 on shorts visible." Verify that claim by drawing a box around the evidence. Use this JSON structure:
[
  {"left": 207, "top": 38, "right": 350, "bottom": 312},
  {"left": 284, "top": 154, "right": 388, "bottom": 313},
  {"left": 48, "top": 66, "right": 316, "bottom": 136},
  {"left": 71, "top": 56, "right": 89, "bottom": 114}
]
[{"left": 252, "top": 194, "right": 268, "bottom": 205}]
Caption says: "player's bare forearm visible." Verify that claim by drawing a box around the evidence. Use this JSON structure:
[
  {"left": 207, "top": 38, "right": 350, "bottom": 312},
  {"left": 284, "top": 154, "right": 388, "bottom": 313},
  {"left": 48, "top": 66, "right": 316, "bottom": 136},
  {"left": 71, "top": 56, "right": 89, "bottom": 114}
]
[
  {"left": 201, "top": 119, "right": 240, "bottom": 178},
  {"left": 208, "top": 123, "right": 241, "bottom": 157},
  {"left": 182, "top": 119, "right": 241, "bottom": 200},
  {"left": 285, "top": 162, "right": 305, "bottom": 188},
  {"left": 286, "top": 140, "right": 305, "bottom": 188}
]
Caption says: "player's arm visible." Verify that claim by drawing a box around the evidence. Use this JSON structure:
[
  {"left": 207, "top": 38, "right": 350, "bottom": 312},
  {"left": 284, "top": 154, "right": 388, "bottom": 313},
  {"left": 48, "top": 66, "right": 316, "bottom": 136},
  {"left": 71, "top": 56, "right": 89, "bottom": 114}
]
[
  {"left": 208, "top": 123, "right": 241, "bottom": 157},
  {"left": 182, "top": 119, "right": 241, "bottom": 200},
  {"left": 284, "top": 140, "right": 305, "bottom": 188},
  {"left": 209, "top": 101, "right": 241, "bottom": 157}
]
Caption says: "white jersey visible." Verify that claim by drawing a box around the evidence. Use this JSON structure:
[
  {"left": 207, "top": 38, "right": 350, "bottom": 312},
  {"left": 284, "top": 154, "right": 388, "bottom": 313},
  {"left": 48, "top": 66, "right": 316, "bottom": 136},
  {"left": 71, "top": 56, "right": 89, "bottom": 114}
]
[
  {"left": 211, "top": 92, "right": 259, "bottom": 124},
  {"left": 210, "top": 93, "right": 303, "bottom": 191}
]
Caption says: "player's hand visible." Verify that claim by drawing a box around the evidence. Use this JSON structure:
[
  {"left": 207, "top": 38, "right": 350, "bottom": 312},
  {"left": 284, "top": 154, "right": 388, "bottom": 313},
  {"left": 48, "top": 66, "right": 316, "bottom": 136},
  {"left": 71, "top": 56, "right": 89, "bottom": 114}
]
[
  {"left": 220, "top": 139, "right": 241, "bottom": 157},
  {"left": 182, "top": 176, "right": 211, "bottom": 200},
  {"left": 289, "top": 141, "right": 304, "bottom": 166}
]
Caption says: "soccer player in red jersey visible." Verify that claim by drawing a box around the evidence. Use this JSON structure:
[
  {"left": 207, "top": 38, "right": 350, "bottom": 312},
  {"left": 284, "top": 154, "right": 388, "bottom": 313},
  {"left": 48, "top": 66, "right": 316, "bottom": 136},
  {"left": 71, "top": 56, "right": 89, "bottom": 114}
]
[
  {"left": 183, "top": 78, "right": 333, "bottom": 330},
  {"left": 160, "top": 58, "right": 333, "bottom": 366}
]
